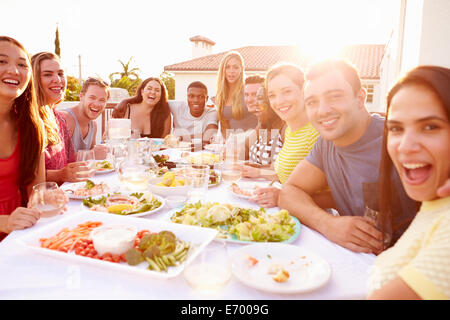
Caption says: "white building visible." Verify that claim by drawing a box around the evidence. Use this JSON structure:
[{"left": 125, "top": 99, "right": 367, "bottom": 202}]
[
  {"left": 379, "top": 0, "right": 450, "bottom": 111},
  {"left": 165, "top": 39, "right": 386, "bottom": 112}
]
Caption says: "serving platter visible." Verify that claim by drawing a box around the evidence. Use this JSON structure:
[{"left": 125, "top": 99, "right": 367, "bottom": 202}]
[{"left": 14, "top": 211, "right": 218, "bottom": 279}]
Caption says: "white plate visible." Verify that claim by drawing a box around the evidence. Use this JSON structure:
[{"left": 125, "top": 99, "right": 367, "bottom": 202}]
[
  {"left": 61, "top": 181, "right": 117, "bottom": 200},
  {"left": 14, "top": 211, "right": 218, "bottom": 279},
  {"left": 95, "top": 160, "right": 115, "bottom": 175},
  {"left": 229, "top": 181, "right": 269, "bottom": 200},
  {"left": 231, "top": 243, "right": 332, "bottom": 294},
  {"left": 81, "top": 192, "right": 166, "bottom": 217}
]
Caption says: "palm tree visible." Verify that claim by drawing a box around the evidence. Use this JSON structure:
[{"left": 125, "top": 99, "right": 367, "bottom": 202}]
[{"left": 109, "top": 57, "right": 141, "bottom": 81}]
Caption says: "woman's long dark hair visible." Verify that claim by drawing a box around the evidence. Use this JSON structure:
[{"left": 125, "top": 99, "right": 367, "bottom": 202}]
[
  {"left": 0, "top": 36, "right": 44, "bottom": 203},
  {"left": 379, "top": 65, "right": 450, "bottom": 244},
  {"left": 112, "top": 77, "right": 170, "bottom": 138}
]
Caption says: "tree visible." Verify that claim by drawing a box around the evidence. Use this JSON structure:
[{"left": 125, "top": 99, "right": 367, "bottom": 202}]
[
  {"left": 64, "top": 76, "right": 81, "bottom": 101},
  {"left": 109, "top": 57, "right": 142, "bottom": 96},
  {"left": 54, "top": 25, "right": 61, "bottom": 58},
  {"left": 109, "top": 57, "right": 141, "bottom": 81},
  {"left": 160, "top": 71, "right": 175, "bottom": 100}
]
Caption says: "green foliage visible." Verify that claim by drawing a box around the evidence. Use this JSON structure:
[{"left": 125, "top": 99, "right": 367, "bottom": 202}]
[
  {"left": 109, "top": 76, "right": 142, "bottom": 96},
  {"left": 160, "top": 71, "right": 175, "bottom": 100},
  {"left": 64, "top": 76, "right": 81, "bottom": 101},
  {"left": 109, "top": 57, "right": 142, "bottom": 96}
]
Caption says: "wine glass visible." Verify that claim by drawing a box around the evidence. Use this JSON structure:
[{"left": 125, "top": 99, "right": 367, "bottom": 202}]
[
  {"left": 28, "top": 182, "right": 66, "bottom": 218},
  {"left": 76, "top": 149, "right": 96, "bottom": 177},
  {"left": 183, "top": 240, "right": 231, "bottom": 292}
]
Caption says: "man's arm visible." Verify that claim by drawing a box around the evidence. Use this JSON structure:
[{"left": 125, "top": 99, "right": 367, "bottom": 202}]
[
  {"left": 279, "top": 160, "right": 383, "bottom": 254},
  {"left": 202, "top": 123, "right": 218, "bottom": 143},
  {"left": 279, "top": 159, "right": 331, "bottom": 234}
]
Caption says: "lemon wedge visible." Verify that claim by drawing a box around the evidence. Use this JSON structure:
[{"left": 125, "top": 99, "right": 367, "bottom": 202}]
[
  {"left": 107, "top": 204, "right": 134, "bottom": 213},
  {"left": 162, "top": 172, "right": 175, "bottom": 186}
]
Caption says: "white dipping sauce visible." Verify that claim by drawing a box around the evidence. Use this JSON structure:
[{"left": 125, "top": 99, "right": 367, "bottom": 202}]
[{"left": 91, "top": 225, "right": 138, "bottom": 256}]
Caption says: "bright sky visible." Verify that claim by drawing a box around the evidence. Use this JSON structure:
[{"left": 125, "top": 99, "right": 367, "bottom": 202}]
[{"left": 2, "top": 0, "right": 399, "bottom": 81}]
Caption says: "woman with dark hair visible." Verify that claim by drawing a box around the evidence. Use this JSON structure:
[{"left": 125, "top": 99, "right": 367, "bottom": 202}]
[
  {"left": 0, "top": 36, "right": 45, "bottom": 239},
  {"left": 112, "top": 77, "right": 171, "bottom": 138},
  {"left": 368, "top": 65, "right": 450, "bottom": 300},
  {"left": 32, "top": 52, "right": 91, "bottom": 184}
]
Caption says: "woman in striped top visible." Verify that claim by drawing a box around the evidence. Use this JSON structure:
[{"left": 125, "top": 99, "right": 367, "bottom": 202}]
[
  {"left": 267, "top": 63, "right": 319, "bottom": 184},
  {"left": 248, "top": 63, "right": 319, "bottom": 208}
]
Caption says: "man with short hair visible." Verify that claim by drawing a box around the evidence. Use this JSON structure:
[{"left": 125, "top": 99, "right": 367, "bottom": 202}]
[
  {"left": 62, "top": 77, "right": 110, "bottom": 158},
  {"left": 170, "top": 81, "right": 218, "bottom": 144},
  {"left": 278, "top": 59, "right": 417, "bottom": 254},
  {"left": 244, "top": 75, "right": 265, "bottom": 118}
]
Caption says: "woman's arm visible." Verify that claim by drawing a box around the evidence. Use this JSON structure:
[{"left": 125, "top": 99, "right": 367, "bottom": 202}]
[
  {"left": 368, "top": 277, "right": 421, "bottom": 300},
  {"left": 26, "top": 152, "right": 46, "bottom": 196}
]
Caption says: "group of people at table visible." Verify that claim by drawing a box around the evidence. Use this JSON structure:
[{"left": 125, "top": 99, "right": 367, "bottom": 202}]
[{"left": 0, "top": 35, "right": 449, "bottom": 299}]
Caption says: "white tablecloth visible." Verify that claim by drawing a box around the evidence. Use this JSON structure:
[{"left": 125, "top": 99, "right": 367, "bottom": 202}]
[{"left": 0, "top": 157, "right": 375, "bottom": 300}]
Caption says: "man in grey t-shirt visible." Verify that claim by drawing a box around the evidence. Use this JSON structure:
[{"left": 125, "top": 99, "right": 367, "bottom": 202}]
[
  {"left": 278, "top": 59, "right": 416, "bottom": 255},
  {"left": 169, "top": 81, "right": 218, "bottom": 144}
]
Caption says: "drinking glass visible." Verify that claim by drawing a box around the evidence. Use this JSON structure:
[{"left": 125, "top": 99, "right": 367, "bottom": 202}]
[
  {"left": 220, "top": 161, "right": 242, "bottom": 184},
  {"left": 76, "top": 149, "right": 96, "bottom": 177},
  {"left": 118, "top": 163, "right": 151, "bottom": 191},
  {"left": 28, "top": 182, "right": 66, "bottom": 218},
  {"left": 183, "top": 240, "right": 231, "bottom": 292},
  {"left": 364, "top": 206, "right": 392, "bottom": 249},
  {"left": 184, "top": 164, "right": 210, "bottom": 204}
]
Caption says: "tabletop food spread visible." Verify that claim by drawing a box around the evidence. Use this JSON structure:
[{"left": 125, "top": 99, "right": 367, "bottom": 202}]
[{"left": 0, "top": 143, "right": 376, "bottom": 300}]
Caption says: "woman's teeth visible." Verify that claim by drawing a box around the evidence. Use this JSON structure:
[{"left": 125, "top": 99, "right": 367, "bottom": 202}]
[
  {"left": 403, "top": 163, "right": 427, "bottom": 169},
  {"left": 3, "top": 79, "right": 19, "bottom": 85}
]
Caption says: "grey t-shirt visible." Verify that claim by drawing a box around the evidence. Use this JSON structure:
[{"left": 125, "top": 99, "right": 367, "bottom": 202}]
[
  {"left": 305, "top": 114, "right": 416, "bottom": 239},
  {"left": 222, "top": 94, "right": 258, "bottom": 131}
]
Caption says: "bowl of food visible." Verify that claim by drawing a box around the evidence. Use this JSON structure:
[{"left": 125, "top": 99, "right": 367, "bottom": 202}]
[
  {"left": 147, "top": 171, "right": 189, "bottom": 197},
  {"left": 90, "top": 224, "right": 138, "bottom": 256}
]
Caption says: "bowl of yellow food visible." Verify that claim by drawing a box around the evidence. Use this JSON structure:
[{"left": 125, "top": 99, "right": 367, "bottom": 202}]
[{"left": 147, "top": 171, "right": 189, "bottom": 197}]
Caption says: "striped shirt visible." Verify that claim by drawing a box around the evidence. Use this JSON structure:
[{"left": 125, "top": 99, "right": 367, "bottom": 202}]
[{"left": 274, "top": 122, "right": 319, "bottom": 184}]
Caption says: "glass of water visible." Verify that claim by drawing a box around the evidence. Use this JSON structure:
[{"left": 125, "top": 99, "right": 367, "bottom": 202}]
[
  {"left": 76, "top": 149, "right": 96, "bottom": 177},
  {"left": 28, "top": 182, "right": 67, "bottom": 218},
  {"left": 184, "top": 164, "right": 210, "bottom": 204}
]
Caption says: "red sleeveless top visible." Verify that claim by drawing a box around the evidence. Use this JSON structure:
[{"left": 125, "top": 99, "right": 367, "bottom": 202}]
[{"left": 0, "top": 133, "right": 21, "bottom": 216}]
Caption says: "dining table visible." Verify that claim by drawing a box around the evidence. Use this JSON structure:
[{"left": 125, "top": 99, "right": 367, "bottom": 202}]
[{"left": 0, "top": 148, "right": 376, "bottom": 300}]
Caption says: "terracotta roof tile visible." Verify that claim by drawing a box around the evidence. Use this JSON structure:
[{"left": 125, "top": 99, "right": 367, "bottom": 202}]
[{"left": 164, "top": 44, "right": 385, "bottom": 79}]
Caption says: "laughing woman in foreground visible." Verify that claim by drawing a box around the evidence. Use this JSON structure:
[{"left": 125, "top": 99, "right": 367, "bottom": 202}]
[
  {"left": 368, "top": 65, "right": 450, "bottom": 300},
  {"left": 0, "top": 36, "right": 45, "bottom": 239}
]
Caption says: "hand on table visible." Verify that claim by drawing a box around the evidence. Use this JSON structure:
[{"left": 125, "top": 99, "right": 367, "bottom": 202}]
[
  {"left": 249, "top": 186, "right": 280, "bottom": 208},
  {"left": 6, "top": 207, "right": 41, "bottom": 232},
  {"left": 62, "top": 161, "right": 95, "bottom": 182},
  {"left": 240, "top": 165, "right": 261, "bottom": 179},
  {"left": 324, "top": 215, "right": 384, "bottom": 254}
]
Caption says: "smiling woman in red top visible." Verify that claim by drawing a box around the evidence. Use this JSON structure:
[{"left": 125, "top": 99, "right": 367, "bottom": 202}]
[{"left": 0, "top": 36, "right": 45, "bottom": 240}]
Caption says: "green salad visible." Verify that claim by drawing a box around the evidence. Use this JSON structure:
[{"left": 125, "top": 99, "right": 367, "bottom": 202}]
[{"left": 170, "top": 202, "right": 295, "bottom": 242}]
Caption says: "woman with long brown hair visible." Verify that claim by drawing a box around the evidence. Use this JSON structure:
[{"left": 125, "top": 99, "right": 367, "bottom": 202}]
[
  {"left": 0, "top": 36, "right": 45, "bottom": 239},
  {"left": 112, "top": 77, "right": 171, "bottom": 138},
  {"left": 32, "top": 52, "right": 91, "bottom": 184},
  {"left": 368, "top": 65, "right": 450, "bottom": 299}
]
